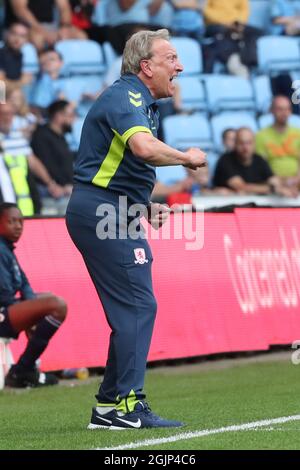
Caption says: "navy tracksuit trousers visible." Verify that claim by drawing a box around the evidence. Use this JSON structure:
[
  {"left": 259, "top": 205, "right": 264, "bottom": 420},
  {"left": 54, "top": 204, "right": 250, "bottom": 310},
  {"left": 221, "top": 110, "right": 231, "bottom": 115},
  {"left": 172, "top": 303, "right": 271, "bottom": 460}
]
[{"left": 65, "top": 184, "right": 157, "bottom": 403}]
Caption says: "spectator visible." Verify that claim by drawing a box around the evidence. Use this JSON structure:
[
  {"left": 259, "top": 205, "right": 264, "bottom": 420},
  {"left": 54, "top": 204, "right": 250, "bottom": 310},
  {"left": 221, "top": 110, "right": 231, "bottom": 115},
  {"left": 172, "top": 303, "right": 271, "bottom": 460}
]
[
  {"left": 149, "top": 0, "right": 174, "bottom": 29},
  {"left": 106, "top": 0, "right": 151, "bottom": 54},
  {"left": 0, "top": 102, "right": 66, "bottom": 214},
  {"left": 70, "top": 0, "right": 109, "bottom": 43},
  {"left": 222, "top": 128, "right": 237, "bottom": 152},
  {"left": 186, "top": 165, "right": 233, "bottom": 195},
  {"left": 270, "top": 0, "right": 300, "bottom": 36},
  {"left": 4, "top": 0, "right": 87, "bottom": 51},
  {"left": 203, "top": 0, "right": 262, "bottom": 78},
  {"left": 170, "top": 0, "right": 205, "bottom": 40},
  {"left": 0, "top": 22, "right": 32, "bottom": 91},
  {"left": 213, "top": 127, "right": 295, "bottom": 196},
  {"left": 256, "top": 96, "right": 300, "bottom": 193},
  {"left": 30, "top": 48, "right": 65, "bottom": 112},
  {"left": 0, "top": 202, "right": 67, "bottom": 388},
  {"left": 7, "top": 87, "right": 37, "bottom": 137},
  {"left": 31, "top": 100, "right": 75, "bottom": 209}
]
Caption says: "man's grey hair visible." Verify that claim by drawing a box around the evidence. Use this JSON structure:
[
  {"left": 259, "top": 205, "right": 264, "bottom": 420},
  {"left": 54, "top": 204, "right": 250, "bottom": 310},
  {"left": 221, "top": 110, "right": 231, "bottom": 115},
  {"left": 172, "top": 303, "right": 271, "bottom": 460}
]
[{"left": 121, "top": 29, "right": 170, "bottom": 75}]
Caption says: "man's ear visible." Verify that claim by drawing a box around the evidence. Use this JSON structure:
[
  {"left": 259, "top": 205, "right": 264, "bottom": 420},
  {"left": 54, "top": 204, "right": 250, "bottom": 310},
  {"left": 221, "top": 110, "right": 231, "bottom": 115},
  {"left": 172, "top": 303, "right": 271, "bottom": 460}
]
[{"left": 140, "top": 59, "right": 153, "bottom": 78}]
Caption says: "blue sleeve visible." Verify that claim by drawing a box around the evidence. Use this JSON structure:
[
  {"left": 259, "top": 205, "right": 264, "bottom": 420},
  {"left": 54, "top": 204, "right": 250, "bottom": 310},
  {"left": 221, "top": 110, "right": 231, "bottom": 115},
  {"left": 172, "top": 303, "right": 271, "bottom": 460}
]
[
  {"left": 0, "top": 252, "right": 17, "bottom": 307},
  {"left": 105, "top": 89, "right": 152, "bottom": 142},
  {"left": 270, "top": 0, "right": 293, "bottom": 18},
  {"left": 30, "top": 74, "right": 57, "bottom": 108},
  {"left": 20, "top": 268, "right": 35, "bottom": 301}
]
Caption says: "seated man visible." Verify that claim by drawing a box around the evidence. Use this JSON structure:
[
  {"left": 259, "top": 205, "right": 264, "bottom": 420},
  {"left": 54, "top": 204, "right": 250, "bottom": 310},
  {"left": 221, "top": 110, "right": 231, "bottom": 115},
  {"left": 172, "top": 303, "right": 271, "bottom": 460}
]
[
  {"left": 0, "top": 22, "right": 33, "bottom": 91},
  {"left": 222, "top": 128, "right": 237, "bottom": 152},
  {"left": 170, "top": 0, "right": 205, "bottom": 40},
  {"left": 0, "top": 202, "right": 67, "bottom": 387},
  {"left": 31, "top": 100, "right": 75, "bottom": 204},
  {"left": 213, "top": 127, "right": 296, "bottom": 197},
  {"left": 270, "top": 0, "right": 300, "bottom": 36},
  {"left": 203, "top": 0, "right": 261, "bottom": 77},
  {"left": 30, "top": 48, "right": 66, "bottom": 112},
  {"left": 5, "top": 0, "right": 86, "bottom": 51},
  {"left": 256, "top": 96, "right": 300, "bottom": 194}
]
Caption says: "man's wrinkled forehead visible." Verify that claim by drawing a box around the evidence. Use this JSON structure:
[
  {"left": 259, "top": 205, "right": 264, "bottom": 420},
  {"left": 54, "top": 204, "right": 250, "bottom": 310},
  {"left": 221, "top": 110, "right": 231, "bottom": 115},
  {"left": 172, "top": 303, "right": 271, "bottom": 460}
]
[{"left": 150, "top": 39, "right": 177, "bottom": 58}]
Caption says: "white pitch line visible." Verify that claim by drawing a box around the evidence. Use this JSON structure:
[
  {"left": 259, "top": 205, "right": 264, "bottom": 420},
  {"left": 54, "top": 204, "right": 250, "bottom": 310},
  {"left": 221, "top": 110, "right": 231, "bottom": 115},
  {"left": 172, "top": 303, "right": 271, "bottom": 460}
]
[{"left": 95, "top": 414, "right": 300, "bottom": 451}]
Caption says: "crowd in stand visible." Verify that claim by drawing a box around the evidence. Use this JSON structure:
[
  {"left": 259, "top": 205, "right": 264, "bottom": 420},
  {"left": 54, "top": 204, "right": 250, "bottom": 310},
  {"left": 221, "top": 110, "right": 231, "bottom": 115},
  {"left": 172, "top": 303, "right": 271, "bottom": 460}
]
[{"left": 1, "top": 0, "right": 300, "bottom": 214}]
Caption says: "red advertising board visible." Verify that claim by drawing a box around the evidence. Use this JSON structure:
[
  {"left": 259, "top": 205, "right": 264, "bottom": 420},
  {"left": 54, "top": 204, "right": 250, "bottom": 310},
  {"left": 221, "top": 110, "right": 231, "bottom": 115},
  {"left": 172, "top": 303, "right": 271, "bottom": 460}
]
[{"left": 10, "top": 210, "right": 300, "bottom": 371}]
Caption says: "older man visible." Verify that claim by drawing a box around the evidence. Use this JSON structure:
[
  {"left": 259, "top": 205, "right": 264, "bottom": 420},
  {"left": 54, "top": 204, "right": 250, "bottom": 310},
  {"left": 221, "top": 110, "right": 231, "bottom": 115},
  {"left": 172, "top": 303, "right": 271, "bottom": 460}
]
[
  {"left": 214, "top": 127, "right": 296, "bottom": 197},
  {"left": 66, "top": 29, "right": 206, "bottom": 430},
  {"left": 256, "top": 96, "right": 300, "bottom": 194}
]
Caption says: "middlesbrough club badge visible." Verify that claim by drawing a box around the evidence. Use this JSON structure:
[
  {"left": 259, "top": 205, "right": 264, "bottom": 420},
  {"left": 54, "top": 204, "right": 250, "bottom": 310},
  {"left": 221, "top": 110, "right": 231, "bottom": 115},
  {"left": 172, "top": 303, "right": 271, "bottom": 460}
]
[{"left": 134, "top": 248, "right": 149, "bottom": 265}]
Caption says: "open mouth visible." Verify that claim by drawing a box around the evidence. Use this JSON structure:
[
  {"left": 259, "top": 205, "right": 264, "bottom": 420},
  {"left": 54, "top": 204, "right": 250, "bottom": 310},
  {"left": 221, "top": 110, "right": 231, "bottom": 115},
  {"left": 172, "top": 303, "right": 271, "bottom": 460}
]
[{"left": 169, "top": 75, "right": 177, "bottom": 82}]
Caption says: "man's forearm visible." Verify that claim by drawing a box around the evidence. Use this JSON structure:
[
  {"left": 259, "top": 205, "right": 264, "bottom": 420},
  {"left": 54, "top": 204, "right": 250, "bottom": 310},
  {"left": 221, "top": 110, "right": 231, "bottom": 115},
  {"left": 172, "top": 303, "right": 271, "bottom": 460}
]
[
  {"left": 56, "top": 0, "right": 72, "bottom": 25},
  {"left": 27, "top": 154, "right": 53, "bottom": 186},
  {"left": 243, "top": 183, "right": 270, "bottom": 195},
  {"left": 129, "top": 134, "right": 188, "bottom": 166},
  {"left": 11, "top": 1, "right": 41, "bottom": 29}
]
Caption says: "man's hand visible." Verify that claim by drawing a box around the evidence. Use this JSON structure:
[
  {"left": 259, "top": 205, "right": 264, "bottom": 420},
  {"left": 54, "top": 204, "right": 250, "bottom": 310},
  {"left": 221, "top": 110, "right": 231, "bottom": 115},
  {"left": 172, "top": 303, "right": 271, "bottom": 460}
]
[
  {"left": 146, "top": 203, "right": 171, "bottom": 230},
  {"left": 47, "top": 180, "right": 66, "bottom": 199},
  {"left": 184, "top": 148, "right": 207, "bottom": 170}
]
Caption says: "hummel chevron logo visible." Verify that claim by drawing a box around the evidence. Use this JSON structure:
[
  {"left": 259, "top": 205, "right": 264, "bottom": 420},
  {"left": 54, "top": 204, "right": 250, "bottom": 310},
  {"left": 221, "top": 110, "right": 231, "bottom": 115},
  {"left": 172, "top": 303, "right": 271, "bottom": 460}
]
[
  {"left": 115, "top": 417, "right": 142, "bottom": 428},
  {"left": 128, "top": 91, "right": 141, "bottom": 99},
  {"left": 128, "top": 91, "right": 142, "bottom": 107}
]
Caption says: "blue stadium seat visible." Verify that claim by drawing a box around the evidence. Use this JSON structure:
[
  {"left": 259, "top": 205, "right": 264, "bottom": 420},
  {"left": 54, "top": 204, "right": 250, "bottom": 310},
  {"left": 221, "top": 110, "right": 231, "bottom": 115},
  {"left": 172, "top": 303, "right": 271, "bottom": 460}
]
[
  {"left": 257, "top": 36, "right": 300, "bottom": 74},
  {"left": 253, "top": 75, "right": 273, "bottom": 114},
  {"left": 58, "top": 75, "right": 102, "bottom": 103},
  {"left": 102, "top": 41, "right": 118, "bottom": 68},
  {"left": 204, "top": 75, "right": 255, "bottom": 114},
  {"left": 55, "top": 40, "right": 106, "bottom": 75},
  {"left": 248, "top": 0, "right": 271, "bottom": 30},
  {"left": 162, "top": 113, "right": 213, "bottom": 151},
  {"left": 170, "top": 37, "right": 203, "bottom": 75},
  {"left": 206, "top": 152, "right": 220, "bottom": 185},
  {"left": 92, "top": 0, "right": 109, "bottom": 26},
  {"left": 211, "top": 112, "right": 258, "bottom": 151},
  {"left": 177, "top": 76, "right": 207, "bottom": 112},
  {"left": 258, "top": 113, "right": 300, "bottom": 129},
  {"left": 68, "top": 117, "right": 85, "bottom": 151},
  {"left": 22, "top": 42, "right": 39, "bottom": 74}
]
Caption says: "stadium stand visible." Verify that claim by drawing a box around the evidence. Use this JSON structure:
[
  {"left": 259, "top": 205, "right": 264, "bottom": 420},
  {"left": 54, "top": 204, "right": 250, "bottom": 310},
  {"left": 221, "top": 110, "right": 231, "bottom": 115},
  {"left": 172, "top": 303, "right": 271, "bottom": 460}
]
[
  {"left": 211, "top": 112, "right": 258, "bottom": 151},
  {"left": 21, "top": 42, "right": 39, "bottom": 75},
  {"left": 162, "top": 113, "right": 214, "bottom": 152},
  {"left": 253, "top": 75, "right": 273, "bottom": 114},
  {"left": 248, "top": 0, "right": 271, "bottom": 30},
  {"left": 204, "top": 75, "right": 256, "bottom": 114},
  {"left": 177, "top": 76, "right": 207, "bottom": 113},
  {"left": 257, "top": 35, "right": 300, "bottom": 74},
  {"left": 170, "top": 37, "right": 203, "bottom": 76},
  {"left": 55, "top": 39, "right": 106, "bottom": 75}
]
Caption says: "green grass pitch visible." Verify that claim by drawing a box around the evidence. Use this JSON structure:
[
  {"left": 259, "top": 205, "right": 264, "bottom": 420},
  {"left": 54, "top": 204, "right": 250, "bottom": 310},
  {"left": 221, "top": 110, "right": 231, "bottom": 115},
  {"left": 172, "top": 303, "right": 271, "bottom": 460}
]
[{"left": 1, "top": 355, "right": 300, "bottom": 450}]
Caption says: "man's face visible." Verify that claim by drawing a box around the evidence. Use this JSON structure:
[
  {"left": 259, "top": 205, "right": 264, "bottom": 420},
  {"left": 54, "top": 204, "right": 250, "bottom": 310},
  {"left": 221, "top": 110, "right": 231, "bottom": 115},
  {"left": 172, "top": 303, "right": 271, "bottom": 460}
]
[
  {"left": 0, "top": 105, "right": 14, "bottom": 134},
  {"left": 144, "top": 39, "right": 183, "bottom": 99},
  {"left": 223, "top": 130, "right": 236, "bottom": 151},
  {"left": 0, "top": 208, "right": 24, "bottom": 243},
  {"left": 59, "top": 104, "right": 76, "bottom": 134},
  {"left": 272, "top": 97, "right": 292, "bottom": 126},
  {"left": 6, "top": 24, "right": 28, "bottom": 51},
  {"left": 235, "top": 130, "right": 255, "bottom": 163},
  {"left": 40, "top": 51, "right": 63, "bottom": 75}
]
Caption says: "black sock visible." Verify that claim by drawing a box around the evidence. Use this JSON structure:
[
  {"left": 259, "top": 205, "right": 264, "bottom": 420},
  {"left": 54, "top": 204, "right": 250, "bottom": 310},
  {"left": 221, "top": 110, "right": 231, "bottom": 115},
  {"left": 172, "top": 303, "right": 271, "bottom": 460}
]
[{"left": 16, "top": 316, "right": 62, "bottom": 371}]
